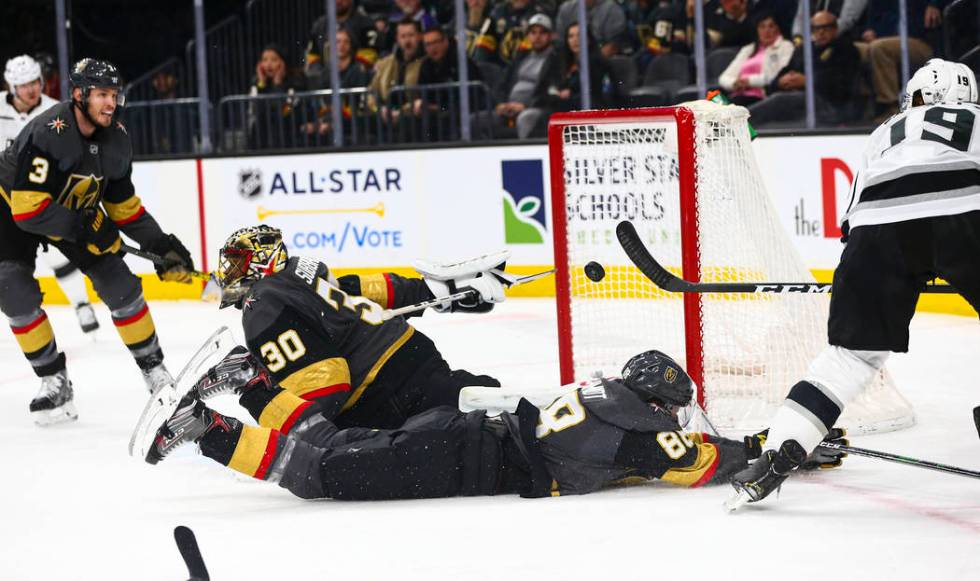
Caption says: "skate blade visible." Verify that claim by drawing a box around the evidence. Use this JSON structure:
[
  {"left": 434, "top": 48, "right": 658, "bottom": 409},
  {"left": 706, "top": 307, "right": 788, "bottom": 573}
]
[
  {"left": 32, "top": 401, "right": 79, "bottom": 427},
  {"left": 724, "top": 489, "right": 754, "bottom": 513},
  {"left": 129, "top": 383, "right": 180, "bottom": 459}
]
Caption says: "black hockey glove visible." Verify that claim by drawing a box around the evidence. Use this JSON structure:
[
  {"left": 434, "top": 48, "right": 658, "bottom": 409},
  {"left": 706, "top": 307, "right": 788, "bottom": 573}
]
[
  {"left": 801, "top": 428, "right": 848, "bottom": 470},
  {"left": 148, "top": 233, "right": 195, "bottom": 284},
  {"left": 77, "top": 207, "right": 121, "bottom": 255},
  {"left": 743, "top": 429, "right": 769, "bottom": 460}
]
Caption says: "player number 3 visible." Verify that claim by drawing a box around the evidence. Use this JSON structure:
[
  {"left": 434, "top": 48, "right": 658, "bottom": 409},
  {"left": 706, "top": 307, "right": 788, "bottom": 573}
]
[
  {"left": 28, "top": 157, "right": 49, "bottom": 184},
  {"left": 260, "top": 329, "right": 307, "bottom": 372}
]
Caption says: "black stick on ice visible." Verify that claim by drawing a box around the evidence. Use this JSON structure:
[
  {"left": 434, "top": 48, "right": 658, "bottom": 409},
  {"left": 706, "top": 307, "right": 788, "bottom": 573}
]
[
  {"left": 616, "top": 221, "right": 956, "bottom": 294},
  {"left": 174, "top": 525, "right": 209, "bottom": 581},
  {"left": 818, "top": 441, "right": 980, "bottom": 480}
]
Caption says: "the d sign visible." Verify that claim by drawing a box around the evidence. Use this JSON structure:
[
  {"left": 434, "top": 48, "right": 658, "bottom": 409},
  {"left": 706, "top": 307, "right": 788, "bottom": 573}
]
[{"left": 820, "top": 158, "right": 853, "bottom": 239}]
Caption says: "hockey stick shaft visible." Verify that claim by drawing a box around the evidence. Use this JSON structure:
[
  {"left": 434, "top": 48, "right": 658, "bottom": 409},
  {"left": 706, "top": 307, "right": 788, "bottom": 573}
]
[
  {"left": 381, "top": 268, "right": 555, "bottom": 320},
  {"left": 615, "top": 221, "right": 956, "bottom": 294},
  {"left": 818, "top": 441, "right": 980, "bottom": 479},
  {"left": 120, "top": 243, "right": 210, "bottom": 280}
]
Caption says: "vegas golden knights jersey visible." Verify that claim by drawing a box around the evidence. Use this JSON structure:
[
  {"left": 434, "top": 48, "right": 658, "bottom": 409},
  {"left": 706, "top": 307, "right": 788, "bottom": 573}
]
[
  {"left": 532, "top": 379, "right": 750, "bottom": 496},
  {"left": 0, "top": 100, "right": 164, "bottom": 248},
  {"left": 242, "top": 256, "right": 436, "bottom": 421}
]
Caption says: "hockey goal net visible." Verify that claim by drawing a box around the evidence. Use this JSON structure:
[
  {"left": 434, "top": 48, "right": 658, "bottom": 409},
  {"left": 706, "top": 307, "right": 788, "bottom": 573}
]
[{"left": 548, "top": 101, "right": 914, "bottom": 434}]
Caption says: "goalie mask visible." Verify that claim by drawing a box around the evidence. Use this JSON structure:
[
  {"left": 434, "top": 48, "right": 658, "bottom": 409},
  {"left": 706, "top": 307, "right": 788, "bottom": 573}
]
[
  {"left": 216, "top": 225, "right": 288, "bottom": 309},
  {"left": 620, "top": 350, "right": 693, "bottom": 407}
]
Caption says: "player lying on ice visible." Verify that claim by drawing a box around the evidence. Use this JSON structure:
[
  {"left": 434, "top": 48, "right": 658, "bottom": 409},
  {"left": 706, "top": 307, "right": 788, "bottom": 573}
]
[{"left": 142, "top": 339, "right": 847, "bottom": 499}]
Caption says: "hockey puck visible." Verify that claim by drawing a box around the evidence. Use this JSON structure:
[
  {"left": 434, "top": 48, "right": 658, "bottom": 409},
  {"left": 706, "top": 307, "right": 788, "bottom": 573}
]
[{"left": 584, "top": 261, "right": 606, "bottom": 282}]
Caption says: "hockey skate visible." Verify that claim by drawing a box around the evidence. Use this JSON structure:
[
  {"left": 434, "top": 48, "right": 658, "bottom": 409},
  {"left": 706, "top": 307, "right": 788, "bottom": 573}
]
[
  {"left": 725, "top": 439, "right": 807, "bottom": 512},
  {"left": 30, "top": 370, "right": 78, "bottom": 426},
  {"left": 142, "top": 362, "right": 175, "bottom": 394},
  {"left": 74, "top": 302, "right": 99, "bottom": 334},
  {"left": 145, "top": 393, "right": 235, "bottom": 465},
  {"left": 190, "top": 345, "right": 271, "bottom": 401}
]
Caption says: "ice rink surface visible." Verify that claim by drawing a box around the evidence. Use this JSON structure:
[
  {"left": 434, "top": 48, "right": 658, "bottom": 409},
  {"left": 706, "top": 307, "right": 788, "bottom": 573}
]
[{"left": 1, "top": 298, "right": 978, "bottom": 580}]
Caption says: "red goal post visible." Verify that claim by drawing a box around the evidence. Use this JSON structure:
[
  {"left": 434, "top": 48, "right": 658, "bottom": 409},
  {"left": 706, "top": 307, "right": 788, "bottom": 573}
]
[{"left": 549, "top": 107, "right": 706, "bottom": 402}]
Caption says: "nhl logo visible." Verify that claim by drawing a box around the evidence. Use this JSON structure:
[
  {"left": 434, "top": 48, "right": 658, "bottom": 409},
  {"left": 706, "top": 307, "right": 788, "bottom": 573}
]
[{"left": 238, "top": 168, "right": 262, "bottom": 198}]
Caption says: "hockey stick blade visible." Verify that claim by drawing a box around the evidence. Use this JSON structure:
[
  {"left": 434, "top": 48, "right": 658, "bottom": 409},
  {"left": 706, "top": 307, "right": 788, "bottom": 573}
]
[
  {"left": 818, "top": 441, "right": 980, "bottom": 480},
  {"left": 615, "top": 220, "right": 956, "bottom": 294},
  {"left": 974, "top": 406, "right": 980, "bottom": 440},
  {"left": 174, "top": 526, "right": 210, "bottom": 581}
]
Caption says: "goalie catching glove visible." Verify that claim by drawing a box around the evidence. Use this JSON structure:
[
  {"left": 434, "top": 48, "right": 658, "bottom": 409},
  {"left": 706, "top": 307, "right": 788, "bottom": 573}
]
[
  {"left": 416, "top": 250, "right": 516, "bottom": 313},
  {"left": 743, "top": 428, "right": 847, "bottom": 469},
  {"left": 147, "top": 233, "right": 195, "bottom": 284}
]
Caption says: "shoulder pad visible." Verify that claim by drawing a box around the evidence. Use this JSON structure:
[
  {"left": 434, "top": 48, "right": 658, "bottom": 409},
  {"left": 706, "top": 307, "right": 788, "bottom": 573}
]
[{"left": 580, "top": 378, "right": 681, "bottom": 433}]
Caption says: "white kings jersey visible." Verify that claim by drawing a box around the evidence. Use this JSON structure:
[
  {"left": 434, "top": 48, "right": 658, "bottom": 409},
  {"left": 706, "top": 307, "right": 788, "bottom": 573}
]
[
  {"left": 0, "top": 91, "right": 58, "bottom": 152},
  {"left": 842, "top": 102, "right": 980, "bottom": 232}
]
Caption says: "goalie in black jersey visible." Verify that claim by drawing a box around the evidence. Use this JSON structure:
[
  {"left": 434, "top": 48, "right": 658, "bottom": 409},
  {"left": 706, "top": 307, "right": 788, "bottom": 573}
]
[
  {"left": 143, "top": 343, "right": 846, "bottom": 500},
  {"left": 203, "top": 224, "right": 504, "bottom": 434}
]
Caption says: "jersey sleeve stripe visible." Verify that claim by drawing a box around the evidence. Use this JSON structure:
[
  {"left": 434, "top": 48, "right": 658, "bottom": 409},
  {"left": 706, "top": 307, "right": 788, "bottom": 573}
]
[
  {"left": 302, "top": 383, "right": 351, "bottom": 401},
  {"left": 383, "top": 273, "right": 395, "bottom": 309},
  {"left": 278, "top": 357, "right": 352, "bottom": 399},
  {"left": 357, "top": 273, "right": 393, "bottom": 308},
  {"left": 103, "top": 195, "right": 145, "bottom": 225},
  {"left": 341, "top": 326, "right": 415, "bottom": 412},
  {"left": 11, "top": 192, "right": 51, "bottom": 221},
  {"left": 659, "top": 443, "right": 720, "bottom": 488}
]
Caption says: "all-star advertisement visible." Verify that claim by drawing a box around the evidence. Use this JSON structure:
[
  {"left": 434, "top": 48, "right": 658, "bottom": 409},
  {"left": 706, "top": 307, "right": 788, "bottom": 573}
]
[{"left": 202, "top": 153, "right": 414, "bottom": 268}]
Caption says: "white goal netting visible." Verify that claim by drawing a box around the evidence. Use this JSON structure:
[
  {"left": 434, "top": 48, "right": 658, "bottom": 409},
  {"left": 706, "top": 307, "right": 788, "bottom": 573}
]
[{"left": 552, "top": 101, "right": 914, "bottom": 434}]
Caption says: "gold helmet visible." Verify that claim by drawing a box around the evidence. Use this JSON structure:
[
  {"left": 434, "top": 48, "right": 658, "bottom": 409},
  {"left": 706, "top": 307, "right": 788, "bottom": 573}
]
[{"left": 216, "top": 225, "right": 287, "bottom": 308}]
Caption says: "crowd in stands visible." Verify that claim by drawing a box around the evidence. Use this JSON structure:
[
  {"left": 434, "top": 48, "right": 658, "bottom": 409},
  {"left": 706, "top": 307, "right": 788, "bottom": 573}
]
[{"left": 111, "top": 0, "right": 980, "bottom": 150}]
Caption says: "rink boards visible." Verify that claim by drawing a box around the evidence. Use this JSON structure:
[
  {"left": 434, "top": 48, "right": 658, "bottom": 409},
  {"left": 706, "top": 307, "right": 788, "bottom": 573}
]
[{"left": 32, "top": 135, "right": 974, "bottom": 316}]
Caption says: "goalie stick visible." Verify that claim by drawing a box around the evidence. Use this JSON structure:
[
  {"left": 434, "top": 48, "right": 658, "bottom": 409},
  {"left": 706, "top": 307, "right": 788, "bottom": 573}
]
[
  {"left": 615, "top": 221, "right": 956, "bottom": 294},
  {"left": 726, "top": 440, "right": 980, "bottom": 511},
  {"left": 381, "top": 268, "right": 555, "bottom": 320},
  {"left": 174, "top": 526, "right": 210, "bottom": 581}
]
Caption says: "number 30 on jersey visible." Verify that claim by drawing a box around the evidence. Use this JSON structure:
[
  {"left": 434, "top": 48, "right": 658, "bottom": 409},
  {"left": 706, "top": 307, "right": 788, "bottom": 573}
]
[{"left": 259, "top": 329, "right": 306, "bottom": 372}]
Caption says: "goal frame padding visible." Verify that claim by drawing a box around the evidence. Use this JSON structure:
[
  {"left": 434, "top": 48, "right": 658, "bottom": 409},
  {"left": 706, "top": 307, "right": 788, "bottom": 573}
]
[{"left": 548, "top": 107, "right": 706, "bottom": 406}]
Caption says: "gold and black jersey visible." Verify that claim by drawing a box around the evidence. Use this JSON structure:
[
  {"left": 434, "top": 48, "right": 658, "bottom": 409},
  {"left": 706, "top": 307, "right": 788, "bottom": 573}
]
[
  {"left": 242, "top": 256, "right": 435, "bottom": 420},
  {"left": 533, "top": 379, "right": 750, "bottom": 496},
  {"left": 0, "top": 100, "right": 163, "bottom": 247}
]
